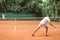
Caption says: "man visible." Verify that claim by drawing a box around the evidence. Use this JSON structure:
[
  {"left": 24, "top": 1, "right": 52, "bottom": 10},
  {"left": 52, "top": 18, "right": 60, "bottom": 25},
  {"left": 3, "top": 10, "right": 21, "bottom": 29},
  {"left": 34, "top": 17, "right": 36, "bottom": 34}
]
[
  {"left": 32, "top": 15, "right": 55, "bottom": 36},
  {"left": 2, "top": 13, "right": 5, "bottom": 19}
]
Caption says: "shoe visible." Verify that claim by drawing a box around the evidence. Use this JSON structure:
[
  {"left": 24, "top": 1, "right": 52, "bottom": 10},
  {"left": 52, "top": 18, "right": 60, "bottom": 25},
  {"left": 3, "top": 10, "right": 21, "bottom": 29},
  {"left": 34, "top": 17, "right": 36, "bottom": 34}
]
[
  {"left": 46, "top": 35, "right": 48, "bottom": 36},
  {"left": 32, "top": 34, "right": 34, "bottom": 36}
]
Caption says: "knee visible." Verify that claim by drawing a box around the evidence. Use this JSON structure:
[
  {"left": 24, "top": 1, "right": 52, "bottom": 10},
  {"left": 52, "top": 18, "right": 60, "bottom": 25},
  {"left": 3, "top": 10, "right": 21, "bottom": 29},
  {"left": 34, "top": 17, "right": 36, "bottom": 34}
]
[{"left": 46, "top": 27, "right": 48, "bottom": 29}]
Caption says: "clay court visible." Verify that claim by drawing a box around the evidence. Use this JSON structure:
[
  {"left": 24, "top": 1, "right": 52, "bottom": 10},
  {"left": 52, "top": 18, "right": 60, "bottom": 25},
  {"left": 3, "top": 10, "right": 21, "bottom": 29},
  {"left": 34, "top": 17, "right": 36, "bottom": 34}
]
[{"left": 0, "top": 20, "right": 60, "bottom": 40}]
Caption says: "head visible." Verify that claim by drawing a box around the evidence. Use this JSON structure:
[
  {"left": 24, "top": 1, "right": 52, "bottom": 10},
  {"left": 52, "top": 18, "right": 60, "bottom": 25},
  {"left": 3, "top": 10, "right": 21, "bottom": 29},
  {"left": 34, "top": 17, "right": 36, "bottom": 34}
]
[{"left": 48, "top": 14, "right": 51, "bottom": 18}]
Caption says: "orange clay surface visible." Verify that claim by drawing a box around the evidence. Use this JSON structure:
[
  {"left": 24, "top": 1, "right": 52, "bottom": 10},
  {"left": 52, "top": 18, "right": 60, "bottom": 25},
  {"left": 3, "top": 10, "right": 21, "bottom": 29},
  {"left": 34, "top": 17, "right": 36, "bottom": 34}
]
[{"left": 0, "top": 20, "right": 60, "bottom": 40}]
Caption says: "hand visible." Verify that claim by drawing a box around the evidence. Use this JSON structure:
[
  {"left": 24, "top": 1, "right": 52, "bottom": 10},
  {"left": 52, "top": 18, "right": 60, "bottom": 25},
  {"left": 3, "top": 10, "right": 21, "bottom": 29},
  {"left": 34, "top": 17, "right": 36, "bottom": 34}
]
[{"left": 53, "top": 26, "right": 56, "bottom": 28}]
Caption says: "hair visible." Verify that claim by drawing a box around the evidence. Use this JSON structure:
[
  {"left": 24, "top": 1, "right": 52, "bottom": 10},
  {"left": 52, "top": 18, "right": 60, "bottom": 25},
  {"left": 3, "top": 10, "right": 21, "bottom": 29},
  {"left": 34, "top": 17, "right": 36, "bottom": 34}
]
[
  {"left": 48, "top": 14, "right": 51, "bottom": 17},
  {"left": 47, "top": 13, "right": 51, "bottom": 17}
]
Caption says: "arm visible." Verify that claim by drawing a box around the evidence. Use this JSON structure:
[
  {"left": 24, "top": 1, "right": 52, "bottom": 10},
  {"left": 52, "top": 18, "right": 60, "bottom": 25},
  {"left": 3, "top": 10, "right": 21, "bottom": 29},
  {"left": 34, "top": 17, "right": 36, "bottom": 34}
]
[{"left": 49, "top": 22, "right": 56, "bottom": 28}]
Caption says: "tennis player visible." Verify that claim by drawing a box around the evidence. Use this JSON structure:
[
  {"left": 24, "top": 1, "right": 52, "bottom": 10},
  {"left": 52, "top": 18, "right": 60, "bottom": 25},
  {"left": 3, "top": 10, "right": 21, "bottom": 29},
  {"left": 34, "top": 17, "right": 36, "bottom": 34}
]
[{"left": 32, "top": 14, "right": 55, "bottom": 36}]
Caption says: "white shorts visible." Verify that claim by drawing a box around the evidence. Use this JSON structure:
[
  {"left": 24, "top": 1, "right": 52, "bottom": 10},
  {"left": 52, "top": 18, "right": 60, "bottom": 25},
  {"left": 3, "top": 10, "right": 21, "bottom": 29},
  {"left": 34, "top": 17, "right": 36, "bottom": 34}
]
[{"left": 38, "top": 22, "right": 45, "bottom": 27}]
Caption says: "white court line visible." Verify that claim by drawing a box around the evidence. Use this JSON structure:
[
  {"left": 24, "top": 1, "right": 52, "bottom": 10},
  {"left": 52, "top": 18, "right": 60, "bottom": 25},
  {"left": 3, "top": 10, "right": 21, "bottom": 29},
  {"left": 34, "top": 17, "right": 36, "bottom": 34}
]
[
  {"left": 14, "top": 18, "right": 16, "bottom": 31},
  {"left": 14, "top": 25, "right": 16, "bottom": 31}
]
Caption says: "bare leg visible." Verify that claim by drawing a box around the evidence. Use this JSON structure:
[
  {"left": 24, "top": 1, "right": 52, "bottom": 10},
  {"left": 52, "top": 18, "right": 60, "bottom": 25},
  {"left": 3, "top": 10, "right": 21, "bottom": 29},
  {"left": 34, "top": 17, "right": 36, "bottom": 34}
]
[
  {"left": 45, "top": 26, "right": 48, "bottom": 36},
  {"left": 32, "top": 26, "right": 40, "bottom": 36}
]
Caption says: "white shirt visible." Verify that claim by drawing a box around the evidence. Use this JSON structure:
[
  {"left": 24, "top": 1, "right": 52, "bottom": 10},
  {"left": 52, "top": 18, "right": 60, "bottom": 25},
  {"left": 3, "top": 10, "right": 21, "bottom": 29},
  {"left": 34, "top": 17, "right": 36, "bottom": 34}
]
[{"left": 40, "top": 17, "right": 50, "bottom": 25}]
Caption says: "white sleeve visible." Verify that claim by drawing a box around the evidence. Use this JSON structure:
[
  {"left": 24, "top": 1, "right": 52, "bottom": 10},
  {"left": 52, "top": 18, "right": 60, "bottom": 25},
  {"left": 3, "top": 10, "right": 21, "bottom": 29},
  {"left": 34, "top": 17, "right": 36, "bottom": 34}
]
[{"left": 48, "top": 19, "right": 50, "bottom": 22}]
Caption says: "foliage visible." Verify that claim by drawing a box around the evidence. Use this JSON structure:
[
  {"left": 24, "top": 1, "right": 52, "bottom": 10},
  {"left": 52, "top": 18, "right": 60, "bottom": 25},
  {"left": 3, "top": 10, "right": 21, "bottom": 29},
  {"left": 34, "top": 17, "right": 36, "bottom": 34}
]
[{"left": 0, "top": 0, "right": 60, "bottom": 17}]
